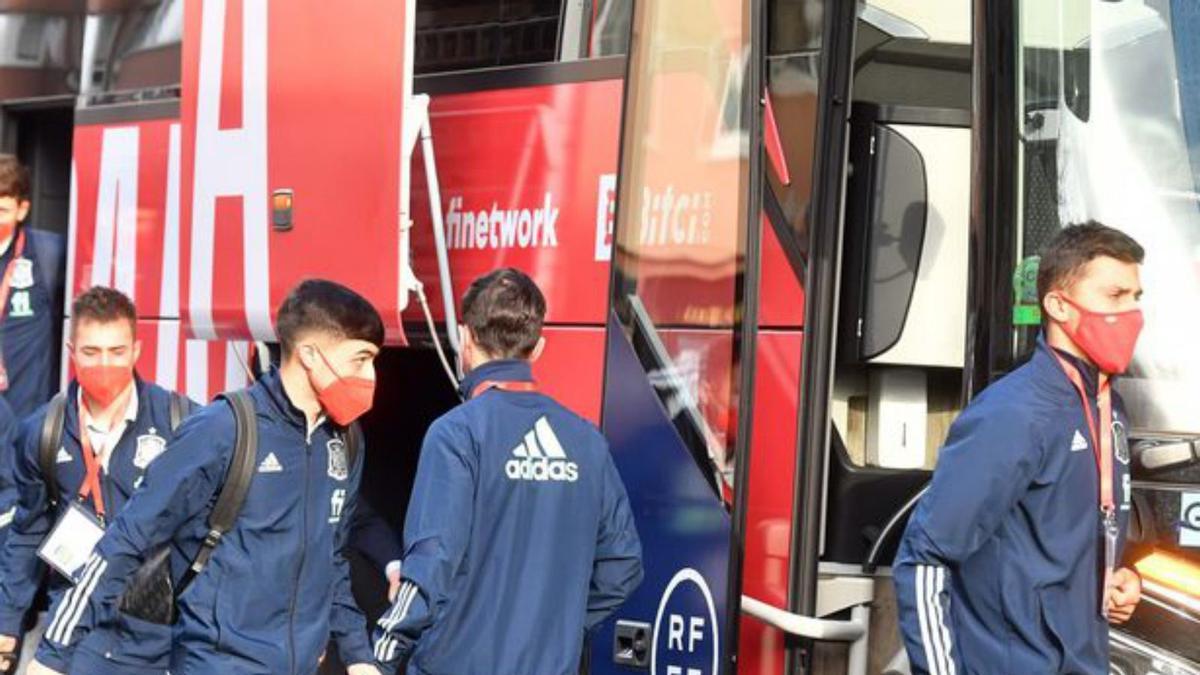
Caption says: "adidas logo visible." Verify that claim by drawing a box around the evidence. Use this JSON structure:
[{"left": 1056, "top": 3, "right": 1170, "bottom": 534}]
[
  {"left": 505, "top": 417, "right": 579, "bottom": 483},
  {"left": 1070, "top": 430, "right": 1089, "bottom": 452},
  {"left": 55, "top": 448, "right": 72, "bottom": 464},
  {"left": 258, "top": 452, "right": 284, "bottom": 473}
]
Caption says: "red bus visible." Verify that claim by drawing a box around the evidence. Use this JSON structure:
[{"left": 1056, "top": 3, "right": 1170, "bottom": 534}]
[{"left": 1, "top": 1, "right": 1198, "bottom": 673}]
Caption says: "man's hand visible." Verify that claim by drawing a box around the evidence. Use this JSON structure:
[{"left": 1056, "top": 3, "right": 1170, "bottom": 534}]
[
  {"left": 1107, "top": 567, "right": 1142, "bottom": 625},
  {"left": 0, "top": 634, "right": 16, "bottom": 671},
  {"left": 26, "top": 659, "right": 65, "bottom": 675},
  {"left": 386, "top": 561, "right": 402, "bottom": 603},
  {"left": 348, "top": 664, "right": 383, "bottom": 675}
]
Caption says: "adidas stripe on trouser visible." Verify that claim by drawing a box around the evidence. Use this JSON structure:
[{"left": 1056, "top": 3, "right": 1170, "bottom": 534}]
[
  {"left": 914, "top": 564, "right": 956, "bottom": 675},
  {"left": 46, "top": 552, "right": 108, "bottom": 646},
  {"left": 375, "top": 580, "right": 419, "bottom": 664}
]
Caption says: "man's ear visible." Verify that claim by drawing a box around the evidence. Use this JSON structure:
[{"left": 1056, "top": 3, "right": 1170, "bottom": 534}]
[
  {"left": 1042, "top": 290, "right": 1072, "bottom": 324},
  {"left": 529, "top": 336, "right": 546, "bottom": 363},
  {"left": 131, "top": 339, "right": 143, "bottom": 366},
  {"left": 16, "top": 200, "right": 29, "bottom": 223}
]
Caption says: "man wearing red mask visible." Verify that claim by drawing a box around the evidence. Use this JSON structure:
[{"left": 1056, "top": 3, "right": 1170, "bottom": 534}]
[
  {"left": 894, "top": 222, "right": 1145, "bottom": 674},
  {"left": 0, "top": 155, "right": 65, "bottom": 420},
  {"left": 38, "top": 279, "right": 384, "bottom": 675},
  {"left": 0, "top": 286, "right": 193, "bottom": 675}
]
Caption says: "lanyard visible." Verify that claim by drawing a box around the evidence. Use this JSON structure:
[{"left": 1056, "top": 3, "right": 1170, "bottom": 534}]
[
  {"left": 0, "top": 229, "right": 27, "bottom": 325},
  {"left": 471, "top": 380, "right": 537, "bottom": 398},
  {"left": 1052, "top": 352, "right": 1115, "bottom": 515},
  {"left": 76, "top": 409, "right": 107, "bottom": 522},
  {"left": 0, "top": 230, "right": 28, "bottom": 391}
]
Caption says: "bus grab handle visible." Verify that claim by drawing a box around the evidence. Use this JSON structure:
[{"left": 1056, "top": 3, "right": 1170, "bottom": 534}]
[{"left": 740, "top": 595, "right": 867, "bottom": 642}]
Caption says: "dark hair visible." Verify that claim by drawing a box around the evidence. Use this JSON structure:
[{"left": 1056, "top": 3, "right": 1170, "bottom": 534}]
[
  {"left": 0, "top": 155, "right": 30, "bottom": 201},
  {"left": 72, "top": 286, "right": 137, "bottom": 336},
  {"left": 461, "top": 268, "right": 546, "bottom": 359},
  {"left": 276, "top": 279, "right": 384, "bottom": 358},
  {"left": 1037, "top": 221, "right": 1145, "bottom": 313}
]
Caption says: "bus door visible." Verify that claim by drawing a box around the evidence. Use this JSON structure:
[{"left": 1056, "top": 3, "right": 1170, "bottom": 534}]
[{"left": 592, "top": 0, "right": 760, "bottom": 673}]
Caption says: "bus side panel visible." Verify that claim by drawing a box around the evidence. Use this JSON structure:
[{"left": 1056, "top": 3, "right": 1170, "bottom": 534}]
[
  {"left": 69, "top": 115, "right": 252, "bottom": 403},
  {"left": 594, "top": 317, "right": 732, "bottom": 675},
  {"left": 180, "top": 0, "right": 409, "bottom": 342},
  {"left": 69, "top": 119, "right": 178, "bottom": 317},
  {"left": 531, "top": 326, "right": 605, "bottom": 424},
  {"left": 407, "top": 79, "right": 622, "bottom": 327},
  {"left": 739, "top": 329, "right": 804, "bottom": 675}
]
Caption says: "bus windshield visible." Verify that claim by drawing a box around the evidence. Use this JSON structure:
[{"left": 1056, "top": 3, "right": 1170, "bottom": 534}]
[{"left": 1017, "top": 0, "right": 1200, "bottom": 435}]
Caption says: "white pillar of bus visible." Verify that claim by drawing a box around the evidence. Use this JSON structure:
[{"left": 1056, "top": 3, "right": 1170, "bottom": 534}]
[{"left": 188, "top": 0, "right": 272, "bottom": 341}]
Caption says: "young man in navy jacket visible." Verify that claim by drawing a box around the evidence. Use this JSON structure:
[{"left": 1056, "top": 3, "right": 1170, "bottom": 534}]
[
  {"left": 38, "top": 280, "right": 386, "bottom": 675},
  {"left": 0, "top": 287, "right": 195, "bottom": 675},
  {"left": 894, "top": 223, "right": 1145, "bottom": 674},
  {"left": 0, "top": 155, "right": 64, "bottom": 420},
  {"left": 373, "top": 268, "right": 643, "bottom": 675}
]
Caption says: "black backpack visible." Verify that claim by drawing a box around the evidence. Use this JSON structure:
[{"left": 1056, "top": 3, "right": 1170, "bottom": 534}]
[{"left": 38, "top": 388, "right": 359, "bottom": 624}]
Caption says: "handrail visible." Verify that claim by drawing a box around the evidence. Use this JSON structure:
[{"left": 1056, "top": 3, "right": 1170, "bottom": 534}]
[{"left": 740, "top": 595, "right": 867, "bottom": 642}]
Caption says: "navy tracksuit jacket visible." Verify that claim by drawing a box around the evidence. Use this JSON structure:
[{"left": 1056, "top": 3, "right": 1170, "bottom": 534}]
[
  {"left": 0, "top": 378, "right": 191, "bottom": 674},
  {"left": 373, "top": 359, "right": 643, "bottom": 675},
  {"left": 46, "top": 369, "right": 373, "bottom": 674},
  {"left": 894, "top": 340, "right": 1133, "bottom": 674},
  {"left": 0, "top": 396, "right": 18, "bottom": 540},
  {"left": 0, "top": 226, "right": 64, "bottom": 420}
]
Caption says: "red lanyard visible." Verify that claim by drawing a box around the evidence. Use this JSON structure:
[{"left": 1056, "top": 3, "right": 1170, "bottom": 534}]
[
  {"left": 76, "top": 408, "right": 107, "bottom": 521},
  {"left": 0, "top": 230, "right": 28, "bottom": 391},
  {"left": 1052, "top": 353, "right": 1115, "bottom": 514},
  {"left": 471, "top": 380, "right": 537, "bottom": 398}
]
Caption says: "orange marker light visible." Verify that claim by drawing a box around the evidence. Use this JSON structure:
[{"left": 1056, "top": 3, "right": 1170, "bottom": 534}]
[{"left": 1133, "top": 549, "right": 1200, "bottom": 611}]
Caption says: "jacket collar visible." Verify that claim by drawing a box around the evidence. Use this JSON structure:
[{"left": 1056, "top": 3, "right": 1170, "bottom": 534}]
[
  {"left": 258, "top": 367, "right": 310, "bottom": 431},
  {"left": 459, "top": 359, "right": 534, "bottom": 400},
  {"left": 1036, "top": 335, "right": 1102, "bottom": 398}
]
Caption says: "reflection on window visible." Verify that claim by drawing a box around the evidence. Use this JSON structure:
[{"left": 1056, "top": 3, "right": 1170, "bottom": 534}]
[
  {"left": 611, "top": 0, "right": 750, "bottom": 505},
  {"left": 1015, "top": 0, "right": 1200, "bottom": 434}
]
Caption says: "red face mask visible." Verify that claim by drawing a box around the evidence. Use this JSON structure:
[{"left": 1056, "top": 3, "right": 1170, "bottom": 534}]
[
  {"left": 313, "top": 349, "right": 375, "bottom": 426},
  {"left": 77, "top": 364, "right": 134, "bottom": 407},
  {"left": 1060, "top": 295, "right": 1144, "bottom": 374},
  {"left": 0, "top": 222, "right": 14, "bottom": 246}
]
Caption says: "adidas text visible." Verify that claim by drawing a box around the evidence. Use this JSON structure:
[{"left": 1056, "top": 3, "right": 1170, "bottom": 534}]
[{"left": 505, "top": 456, "right": 579, "bottom": 483}]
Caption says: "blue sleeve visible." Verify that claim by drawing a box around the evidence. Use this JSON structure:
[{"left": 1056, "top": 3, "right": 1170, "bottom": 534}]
[
  {"left": 0, "top": 416, "right": 51, "bottom": 636},
  {"left": 349, "top": 496, "right": 402, "bottom": 574},
  {"left": 330, "top": 443, "right": 373, "bottom": 666},
  {"left": 0, "top": 400, "right": 18, "bottom": 523},
  {"left": 587, "top": 450, "right": 643, "bottom": 630},
  {"left": 373, "top": 417, "right": 476, "bottom": 667},
  {"left": 892, "top": 402, "right": 1043, "bottom": 675},
  {"left": 41, "top": 406, "right": 232, "bottom": 652}
]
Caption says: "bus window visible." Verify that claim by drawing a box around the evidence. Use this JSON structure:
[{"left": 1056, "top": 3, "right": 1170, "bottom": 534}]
[
  {"left": 414, "top": 0, "right": 562, "bottom": 74},
  {"left": 610, "top": 0, "right": 751, "bottom": 502},
  {"left": 1014, "top": 0, "right": 1200, "bottom": 437}
]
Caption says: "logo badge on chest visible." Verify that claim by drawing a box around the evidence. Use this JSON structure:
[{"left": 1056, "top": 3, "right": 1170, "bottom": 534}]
[
  {"left": 10, "top": 258, "right": 34, "bottom": 290},
  {"left": 327, "top": 438, "right": 348, "bottom": 481},
  {"left": 134, "top": 430, "right": 167, "bottom": 469}
]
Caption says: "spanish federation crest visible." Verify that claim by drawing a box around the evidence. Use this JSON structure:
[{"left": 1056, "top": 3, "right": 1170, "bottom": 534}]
[
  {"left": 134, "top": 430, "right": 167, "bottom": 469},
  {"left": 1113, "top": 419, "right": 1130, "bottom": 465},
  {"left": 9, "top": 258, "right": 33, "bottom": 290},
  {"left": 327, "top": 438, "right": 349, "bottom": 481}
]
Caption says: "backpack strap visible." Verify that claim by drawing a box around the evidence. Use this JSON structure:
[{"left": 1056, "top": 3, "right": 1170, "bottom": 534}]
[
  {"left": 168, "top": 392, "right": 191, "bottom": 432},
  {"left": 187, "top": 389, "right": 258, "bottom": 577},
  {"left": 38, "top": 392, "right": 68, "bottom": 508}
]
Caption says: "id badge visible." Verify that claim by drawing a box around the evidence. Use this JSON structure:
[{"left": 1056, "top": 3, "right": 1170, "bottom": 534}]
[
  {"left": 38, "top": 502, "right": 105, "bottom": 580},
  {"left": 1101, "top": 511, "right": 1119, "bottom": 618}
]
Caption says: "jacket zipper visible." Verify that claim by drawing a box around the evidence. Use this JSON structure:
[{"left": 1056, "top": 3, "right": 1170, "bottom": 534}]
[{"left": 288, "top": 433, "right": 313, "bottom": 675}]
